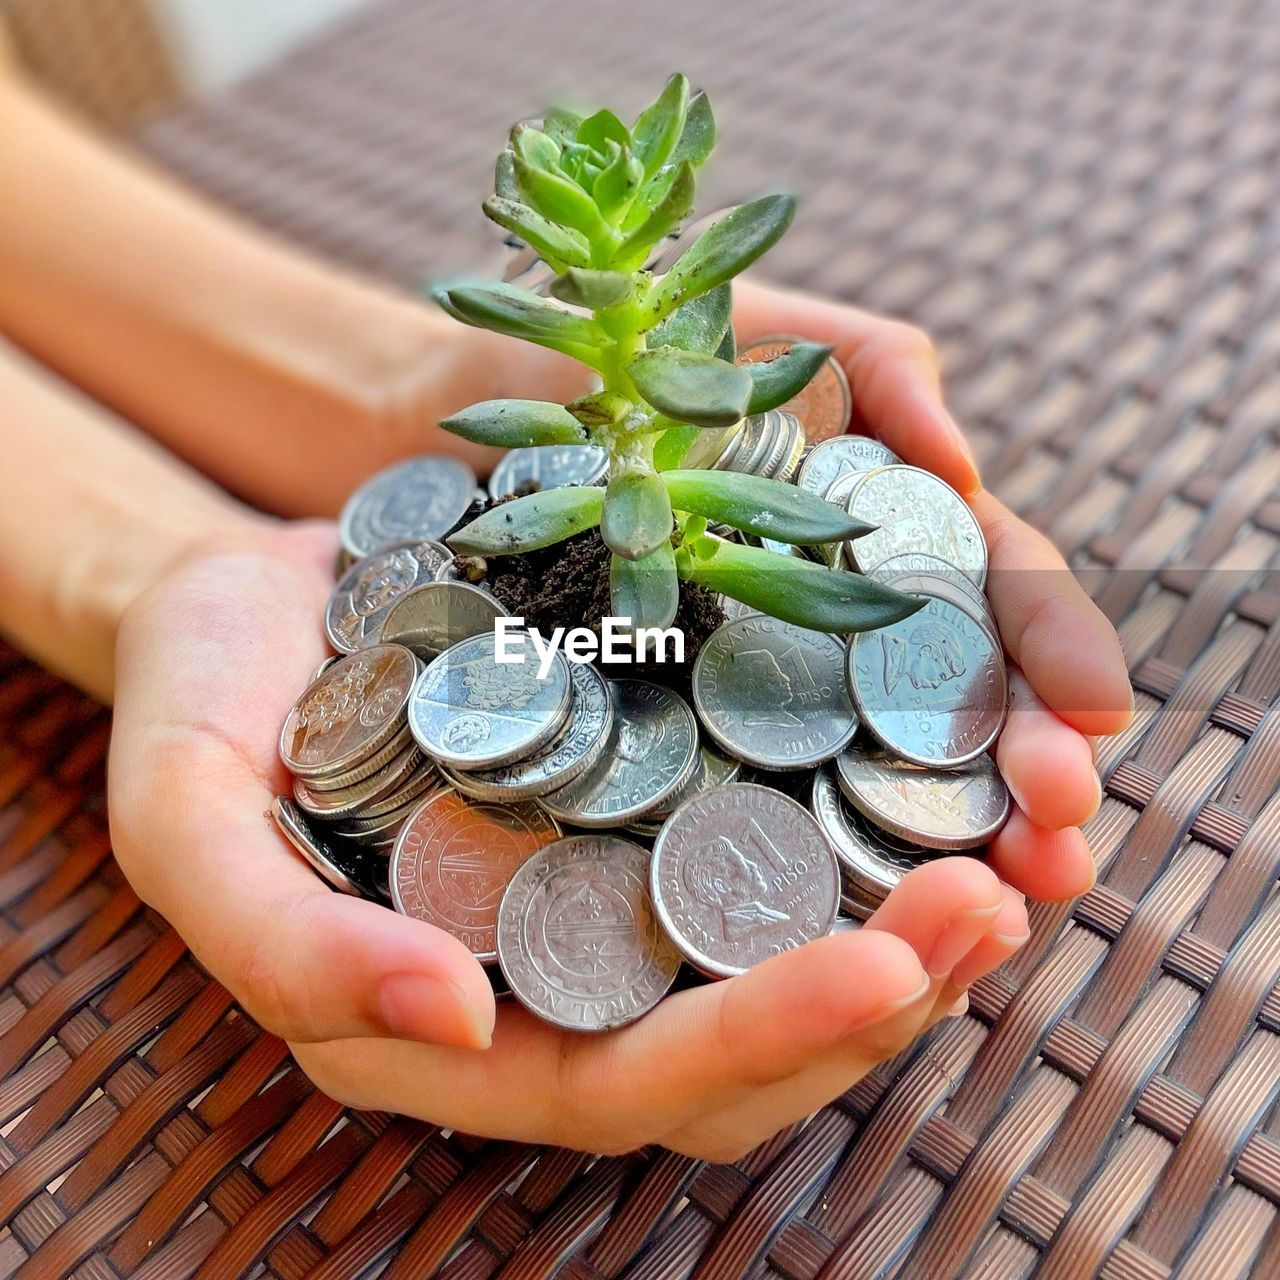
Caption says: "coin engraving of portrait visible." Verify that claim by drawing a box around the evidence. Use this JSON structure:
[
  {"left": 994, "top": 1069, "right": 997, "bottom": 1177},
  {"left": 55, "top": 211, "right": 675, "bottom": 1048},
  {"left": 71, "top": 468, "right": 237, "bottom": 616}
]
[
  {"left": 881, "top": 614, "right": 967, "bottom": 694},
  {"left": 683, "top": 833, "right": 789, "bottom": 937}
]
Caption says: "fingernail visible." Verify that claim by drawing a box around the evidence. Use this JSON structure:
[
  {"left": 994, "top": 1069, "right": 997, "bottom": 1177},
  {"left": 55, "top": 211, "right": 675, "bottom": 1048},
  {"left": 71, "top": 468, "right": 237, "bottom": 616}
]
[
  {"left": 925, "top": 903, "right": 1003, "bottom": 979},
  {"left": 844, "top": 971, "right": 932, "bottom": 1033},
  {"left": 948, "top": 993, "right": 970, "bottom": 1018},
  {"left": 378, "top": 974, "right": 493, "bottom": 1049},
  {"left": 1085, "top": 771, "right": 1104, "bottom": 823},
  {"left": 940, "top": 405, "right": 982, "bottom": 495}
]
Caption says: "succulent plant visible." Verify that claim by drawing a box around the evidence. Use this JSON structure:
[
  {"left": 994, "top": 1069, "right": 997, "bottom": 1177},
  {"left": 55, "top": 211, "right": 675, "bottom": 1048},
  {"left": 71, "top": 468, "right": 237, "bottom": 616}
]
[{"left": 435, "top": 74, "right": 921, "bottom": 635}]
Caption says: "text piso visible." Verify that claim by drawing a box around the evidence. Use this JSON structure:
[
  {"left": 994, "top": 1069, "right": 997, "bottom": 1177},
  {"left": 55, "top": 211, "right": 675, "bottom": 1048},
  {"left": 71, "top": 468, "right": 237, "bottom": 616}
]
[{"left": 494, "top": 616, "right": 683, "bottom": 677}]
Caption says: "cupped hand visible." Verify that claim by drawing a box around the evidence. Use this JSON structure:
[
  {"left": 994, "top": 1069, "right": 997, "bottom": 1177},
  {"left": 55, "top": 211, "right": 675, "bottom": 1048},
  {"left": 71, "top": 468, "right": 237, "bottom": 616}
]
[
  {"left": 108, "top": 528, "right": 1026, "bottom": 1158},
  {"left": 733, "top": 280, "right": 1133, "bottom": 901}
]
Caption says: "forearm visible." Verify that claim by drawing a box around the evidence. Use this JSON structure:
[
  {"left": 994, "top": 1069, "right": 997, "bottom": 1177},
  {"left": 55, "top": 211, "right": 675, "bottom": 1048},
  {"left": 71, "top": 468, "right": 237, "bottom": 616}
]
[
  {"left": 0, "top": 67, "right": 584, "bottom": 516},
  {"left": 0, "top": 337, "right": 268, "bottom": 700}
]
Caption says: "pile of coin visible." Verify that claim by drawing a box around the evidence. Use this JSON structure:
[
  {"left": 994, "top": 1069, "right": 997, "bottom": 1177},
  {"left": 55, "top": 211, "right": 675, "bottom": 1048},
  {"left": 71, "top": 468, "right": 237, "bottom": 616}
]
[{"left": 270, "top": 331, "right": 1012, "bottom": 1033}]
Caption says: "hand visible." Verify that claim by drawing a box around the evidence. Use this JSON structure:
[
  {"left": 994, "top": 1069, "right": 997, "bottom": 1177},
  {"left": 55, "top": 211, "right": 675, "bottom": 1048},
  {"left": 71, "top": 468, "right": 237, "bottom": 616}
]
[
  {"left": 109, "top": 529, "right": 1026, "bottom": 1158},
  {"left": 733, "top": 280, "right": 1133, "bottom": 901}
]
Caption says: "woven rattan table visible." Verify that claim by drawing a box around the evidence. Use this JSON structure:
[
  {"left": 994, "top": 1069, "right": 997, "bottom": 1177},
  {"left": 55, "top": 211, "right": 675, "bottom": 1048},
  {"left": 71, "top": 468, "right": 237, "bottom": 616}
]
[{"left": 2, "top": 0, "right": 1279, "bottom": 1275}]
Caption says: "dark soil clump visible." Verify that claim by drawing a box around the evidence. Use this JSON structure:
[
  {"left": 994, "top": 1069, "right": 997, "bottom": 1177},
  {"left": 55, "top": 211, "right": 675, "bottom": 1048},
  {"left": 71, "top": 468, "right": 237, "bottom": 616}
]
[{"left": 462, "top": 527, "right": 723, "bottom": 687}]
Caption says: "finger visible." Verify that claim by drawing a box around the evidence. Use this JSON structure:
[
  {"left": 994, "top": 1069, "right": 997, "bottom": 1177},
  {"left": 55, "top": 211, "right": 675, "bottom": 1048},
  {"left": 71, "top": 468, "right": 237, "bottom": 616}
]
[
  {"left": 293, "top": 928, "right": 933, "bottom": 1154},
  {"left": 950, "top": 882, "right": 1030, "bottom": 990},
  {"left": 732, "top": 279, "right": 980, "bottom": 495},
  {"left": 973, "top": 489, "right": 1133, "bottom": 736},
  {"left": 987, "top": 809, "right": 1096, "bottom": 901},
  {"left": 109, "top": 552, "right": 495, "bottom": 1048},
  {"left": 863, "top": 856, "right": 1005, "bottom": 977},
  {"left": 997, "top": 669, "right": 1101, "bottom": 830}
]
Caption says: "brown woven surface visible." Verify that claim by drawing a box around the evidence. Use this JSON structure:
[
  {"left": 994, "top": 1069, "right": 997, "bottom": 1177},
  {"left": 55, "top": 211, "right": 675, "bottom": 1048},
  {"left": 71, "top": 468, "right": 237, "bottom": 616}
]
[{"left": 2, "top": 0, "right": 1279, "bottom": 1274}]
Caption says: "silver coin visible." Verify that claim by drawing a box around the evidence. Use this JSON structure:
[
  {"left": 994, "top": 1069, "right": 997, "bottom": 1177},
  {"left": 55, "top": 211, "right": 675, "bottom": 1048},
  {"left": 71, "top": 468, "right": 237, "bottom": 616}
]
[
  {"left": 489, "top": 444, "right": 608, "bottom": 500},
  {"left": 497, "top": 834, "right": 681, "bottom": 1031},
  {"left": 271, "top": 796, "right": 388, "bottom": 900},
  {"left": 627, "top": 744, "right": 743, "bottom": 837},
  {"left": 867, "top": 552, "right": 991, "bottom": 619},
  {"left": 845, "top": 465, "right": 987, "bottom": 586},
  {"left": 325, "top": 540, "right": 454, "bottom": 653},
  {"left": 847, "top": 595, "right": 1007, "bottom": 766},
  {"left": 279, "top": 644, "right": 418, "bottom": 779},
  {"left": 692, "top": 616, "right": 858, "bottom": 770},
  {"left": 796, "top": 435, "right": 901, "bottom": 499},
  {"left": 391, "top": 787, "right": 560, "bottom": 963},
  {"left": 339, "top": 456, "right": 477, "bottom": 559},
  {"left": 292, "top": 740, "right": 426, "bottom": 818},
  {"left": 811, "top": 764, "right": 932, "bottom": 901},
  {"left": 538, "top": 680, "right": 698, "bottom": 827},
  {"left": 651, "top": 782, "right": 839, "bottom": 978},
  {"left": 348, "top": 758, "right": 441, "bottom": 821},
  {"left": 409, "top": 631, "right": 572, "bottom": 768},
  {"left": 717, "top": 595, "right": 763, "bottom": 622},
  {"left": 682, "top": 421, "right": 743, "bottom": 470},
  {"left": 298, "top": 722, "right": 414, "bottom": 792},
  {"left": 380, "top": 581, "right": 505, "bottom": 661},
  {"left": 443, "top": 661, "right": 612, "bottom": 800},
  {"left": 812, "top": 469, "right": 865, "bottom": 568},
  {"left": 835, "top": 749, "right": 1009, "bottom": 850}
]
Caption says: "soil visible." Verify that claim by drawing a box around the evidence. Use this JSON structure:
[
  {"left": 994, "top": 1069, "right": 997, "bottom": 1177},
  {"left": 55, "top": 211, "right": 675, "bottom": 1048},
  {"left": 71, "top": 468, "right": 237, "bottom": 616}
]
[{"left": 456, "top": 525, "right": 724, "bottom": 687}]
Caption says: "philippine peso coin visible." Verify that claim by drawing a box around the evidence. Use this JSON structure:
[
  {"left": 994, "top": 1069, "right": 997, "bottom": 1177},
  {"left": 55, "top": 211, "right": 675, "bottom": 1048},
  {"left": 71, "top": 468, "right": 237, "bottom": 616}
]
[
  {"left": 409, "top": 632, "right": 571, "bottom": 769},
  {"left": 497, "top": 834, "right": 680, "bottom": 1031},
  {"left": 489, "top": 444, "right": 608, "bottom": 499},
  {"left": 538, "top": 680, "right": 698, "bottom": 827},
  {"left": 626, "top": 744, "right": 742, "bottom": 838},
  {"left": 325, "top": 540, "right": 455, "bottom": 653},
  {"left": 847, "top": 595, "right": 1007, "bottom": 766},
  {"left": 835, "top": 748, "right": 1009, "bottom": 850},
  {"left": 651, "top": 782, "right": 839, "bottom": 978},
  {"left": 692, "top": 616, "right": 858, "bottom": 770},
  {"left": 271, "top": 796, "right": 389, "bottom": 900},
  {"left": 737, "top": 336, "right": 852, "bottom": 442},
  {"left": 796, "top": 434, "right": 901, "bottom": 499},
  {"left": 279, "top": 644, "right": 418, "bottom": 779},
  {"left": 867, "top": 552, "right": 990, "bottom": 620},
  {"left": 810, "top": 764, "right": 932, "bottom": 901},
  {"left": 845, "top": 465, "right": 987, "bottom": 586},
  {"left": 390, "top": 787, "right": 560, "bottom": 963},
  {"left": 291, "top": 740, "right": 426, "bottom": 818},
  {"left": 444, "top": 661, "right": 612, "bottom": 800},
  {"left": 339, "top": 456, "right": 476, "bottom": 559},
  {"left": 380, "top": 581, "right": 505, "bottom": 661}
]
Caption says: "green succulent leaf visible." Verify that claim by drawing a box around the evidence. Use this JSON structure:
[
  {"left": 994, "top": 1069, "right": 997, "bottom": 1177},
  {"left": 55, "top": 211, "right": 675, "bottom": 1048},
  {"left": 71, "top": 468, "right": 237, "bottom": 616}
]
[
  {"left": 653, "top": 423, "right": 700, "bottom": 470},
  {"left": 628, "top": 348, "right": 752, "bottom": 427},
  {"left": 649, "top": 194, "right": 796, "bottom": 319},
  {"left": 482, "top": 198, "right": 590, "bottom": 269},
  {"left": 610, "top": 543, "right": 680, "bottom": 633},
  {"left": 593, "top": 142, "right": 645, "bottom": 217},
  {"left": 601, "top": 471, "right": 673, "bottom": 560},
  {"left": 744, "top": 341, "right": 834, "bottom": 414},
  {"left": 648, "top": 281, "right": 732, "bottom": 354},
  {"left": 672, "top": 90, "right": 716, "bottom": 171},
  {"left": 632, "top": 73, "right": 691, "bottom": 177},
  {"left": 440, "top": 399, "right": 586, "bottom": 448},
  {"left": 567, "top": 391, "right": 633, "bottom": 430},
  {"left": 439, "top": 283, "right": 608, "bottom": 363},
  {"left": 663, "top": 469, "right": 875, "bottom": 543},
  {"left": 510, "top": 124, "right": 560, "bottom": 171},
  {"left": 541, "top": 107, "right": 584, "bottom": 147},
  {"left": 715, "top": 323, "right": 737, "bottom": 362},
  {"left": 513, "top": 156, "right": 612, "bottom": 241},
  {"left": 447, "top": 486, "right": 604, "bottom": 556},
  {"left": 549, "top": 268, "right": 634, "bottom": 310},
  {"left": 578, "top": 109, "right": 630, "bottom": 153},
  {"left": 677, "top": 537, "right": 924, "bottom": 633},
  {"left": 624, "top": 90, "right": 717, "bottom": 224},
  {"left": 615, "top": 162, "right": 696, "bottom": 268},
  {"left": 494, "top": 150, "right": 520, "bottom": 202}
]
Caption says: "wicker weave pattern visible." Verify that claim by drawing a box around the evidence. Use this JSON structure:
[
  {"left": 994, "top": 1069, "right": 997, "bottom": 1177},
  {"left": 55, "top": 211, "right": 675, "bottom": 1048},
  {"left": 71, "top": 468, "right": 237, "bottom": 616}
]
[{"left": 1, "top": 0, "right": 1279, "bottom": 1274}]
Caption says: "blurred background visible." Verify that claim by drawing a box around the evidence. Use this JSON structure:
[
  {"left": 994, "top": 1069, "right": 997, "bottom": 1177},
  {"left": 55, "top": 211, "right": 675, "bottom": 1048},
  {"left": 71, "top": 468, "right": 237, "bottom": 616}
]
[{"left": 6, "top": 0, "right": 1280, "bottom": 530}]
